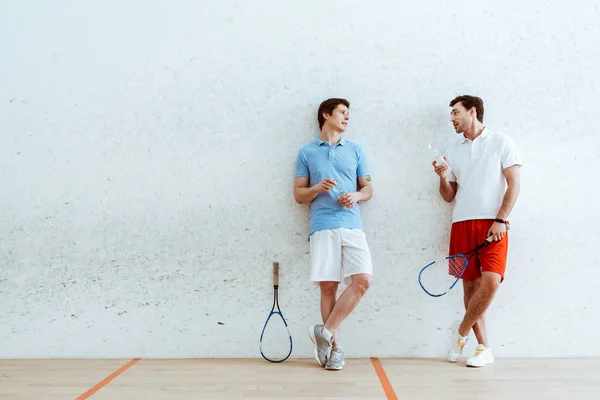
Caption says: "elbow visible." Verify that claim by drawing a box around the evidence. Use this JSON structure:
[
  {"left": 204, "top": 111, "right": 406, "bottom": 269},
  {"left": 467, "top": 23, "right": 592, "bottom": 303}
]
[
  {"left": 441, "top": 191, "right": 455, "bottom": 203},
  {"left": 293, "top": 191, "right": 306, "bottom": 204},
  {"left": 293, "top": 193, "right": 302, "bottom": 204},
  {"left": 359, "top": 185, "right": 373, "bottom": 202}
]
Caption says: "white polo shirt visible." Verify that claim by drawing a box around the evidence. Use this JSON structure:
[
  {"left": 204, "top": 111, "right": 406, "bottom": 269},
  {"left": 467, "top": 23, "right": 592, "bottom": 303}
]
[{"left": 445, "top": 128, "right": 522, "bottom": 223}]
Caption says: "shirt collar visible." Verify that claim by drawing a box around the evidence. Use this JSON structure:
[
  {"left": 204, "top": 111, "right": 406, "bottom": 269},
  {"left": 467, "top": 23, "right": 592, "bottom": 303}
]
[
  {"left": 462, "top": 127, "right": 490, "bottom": 143},
  {"left": 315, "top": 138, "right": 346, "bottom": 146}
]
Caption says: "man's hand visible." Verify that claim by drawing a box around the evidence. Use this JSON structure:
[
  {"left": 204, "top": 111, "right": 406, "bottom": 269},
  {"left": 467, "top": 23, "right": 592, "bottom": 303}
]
[
  {"left": 339, "top": 192, "right": 363, "bottom": 209},
  {"left": 487, "top": 222, "right": 507, "bottom": 241},
  {"left": 312, "top": 178, "right": 337, "bottom": 193},
  {"left": 434, "top": 159, "right": 457, "bottom": 202},
  {"left": 432, "top": 158, "right": 449, "bottom": 179}
]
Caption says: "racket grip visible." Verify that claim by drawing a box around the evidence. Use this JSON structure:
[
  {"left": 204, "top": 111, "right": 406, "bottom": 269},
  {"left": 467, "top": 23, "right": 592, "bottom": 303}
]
[
  {"left": 273, "top": 262, "right": 279, "bottom": 286},
  {"left": 486, "top": 222, "right": 511, "bottom": 242}
]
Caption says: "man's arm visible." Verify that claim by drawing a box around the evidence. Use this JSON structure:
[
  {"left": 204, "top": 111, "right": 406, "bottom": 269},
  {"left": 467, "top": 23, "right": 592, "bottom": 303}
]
[
  {"left": 439, "top": 179, "right": 457, "bottom": 203},
  {"left": 488, "top": 165, "right": 521, "bottom": 240},
  {"left": 496, "top": 165, "right": 521, "bottom": 220},
  {"left": 433, "top": 160, "right": 457, "bottom": 202},
  {"left": 357, "top": 175, "right": 373, "bottom": 202},
  {"left": 294, "top": 177, "right": 336, "bottom": 204}
]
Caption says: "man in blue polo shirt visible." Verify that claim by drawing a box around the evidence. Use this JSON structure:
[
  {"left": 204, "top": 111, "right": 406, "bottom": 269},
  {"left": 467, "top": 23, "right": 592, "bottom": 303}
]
[{"left": 294, "top": 98, "right": 374, "bottom": 371}]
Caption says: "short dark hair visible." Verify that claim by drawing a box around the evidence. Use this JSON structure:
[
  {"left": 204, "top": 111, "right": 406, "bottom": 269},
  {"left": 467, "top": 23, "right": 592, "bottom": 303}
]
[
  {"left": 449, "top": 95, "right": 484, "bottom": 123},
  {"left": 317, "top": 98, "right": 350, "bottom": 129}
]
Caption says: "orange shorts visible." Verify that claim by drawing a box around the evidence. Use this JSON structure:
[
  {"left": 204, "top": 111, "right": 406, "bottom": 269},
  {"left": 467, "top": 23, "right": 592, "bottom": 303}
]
[{"left": 449, "top": 219, "right": 509, "bottom": 281}]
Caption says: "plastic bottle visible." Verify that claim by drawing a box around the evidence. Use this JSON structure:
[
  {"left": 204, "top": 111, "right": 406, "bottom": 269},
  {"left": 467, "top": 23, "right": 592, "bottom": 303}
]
[
  {"left": 331, "top": 182, "right": 350, "bottom": 210},
  {"left": 428, "top": 145, "right": 451, "bottom": 170}
]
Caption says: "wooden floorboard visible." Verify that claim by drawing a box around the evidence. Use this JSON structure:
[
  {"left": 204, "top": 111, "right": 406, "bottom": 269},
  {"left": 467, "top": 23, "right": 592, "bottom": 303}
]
[{"left": 0, "top": 358, "right": 599, "bottom": 400}]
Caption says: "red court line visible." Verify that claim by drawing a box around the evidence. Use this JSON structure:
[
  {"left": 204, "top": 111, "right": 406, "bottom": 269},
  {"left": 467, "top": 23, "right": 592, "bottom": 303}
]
[
  {"left": 76, "top": 358, "right": 141, "bottom": 400},
  {"left": 370, "top": 357, "right": 398, "bottom": 400}
]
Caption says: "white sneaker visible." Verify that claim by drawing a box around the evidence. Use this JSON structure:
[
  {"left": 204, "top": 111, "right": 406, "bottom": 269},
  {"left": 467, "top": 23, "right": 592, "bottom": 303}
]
[
  {"left": 308, "top": 325, "right": 333, "bottom": 367},
  {"left": 447, "top": 321, "right": 468, "bottom": 363},
  {"left": 466, "top": 344, "right": 494, "bottom": 367},
  {"left": 325, "top": 346, "right": 345, "bottom": 370}
]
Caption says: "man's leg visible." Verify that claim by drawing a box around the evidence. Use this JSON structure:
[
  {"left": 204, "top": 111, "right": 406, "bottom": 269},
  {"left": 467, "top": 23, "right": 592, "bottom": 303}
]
[
  {"left": 460, "top": 272, "right": 501, "bottom": 367},
  {"left": 448, "top": 220, "right": 506, "bottom": 366},
  {"left": 458, "top": 271, "right": 501, "bottom": 338},
  {"left": 324, "top": 229, "right": 373, "bottom": 339},
  {"left": 317, "top": 229, "right": 373, "bottom": 371},
  {"left": 320, "top": 282, "right": 340, "bottom": 346},
  {"left": 319, "top": 273, "right": 370, "bottom": 371},
  {"left": 462, "top": 278, "right": 489, "bottom": 346},
  {"left": 308, "top": 229, "right": 343, "bottom": 367},
  {"left": 324, "top": 273, "right": 372, "bottom": 339},
  {"left": 448, "top": 273, "right": 498, "bottom": 363},
  {"left": 460, "top": 227, "right": 508, "bottom": 341}
]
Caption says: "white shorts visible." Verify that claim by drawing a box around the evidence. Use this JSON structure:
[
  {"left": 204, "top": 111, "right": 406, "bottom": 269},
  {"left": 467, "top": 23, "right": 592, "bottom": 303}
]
[{"left": 309, "top": 228, "right": 373, "bottom": 286}]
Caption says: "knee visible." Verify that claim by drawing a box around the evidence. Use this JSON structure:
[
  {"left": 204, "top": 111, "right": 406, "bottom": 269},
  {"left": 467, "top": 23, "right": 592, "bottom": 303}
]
[
  {"left": 320, "top": 283, "right": 338, "bottom": 299},
  {"left": 481, "top": 274, "right": 501, "bottom": 293},
  {"left": 354, "top": 274, "right": 372, "bottom": 295},
  {"left": 486, "top": 280, "right": 500, "bottom": 293}
]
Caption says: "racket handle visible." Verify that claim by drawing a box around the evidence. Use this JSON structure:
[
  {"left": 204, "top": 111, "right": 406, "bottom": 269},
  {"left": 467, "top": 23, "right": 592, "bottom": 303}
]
[
  {"left": 485, "top": 222, "right": 511, "bottom": 242},
  {"left": 273, "top": 262, "right": 279, "bottom": 287}
]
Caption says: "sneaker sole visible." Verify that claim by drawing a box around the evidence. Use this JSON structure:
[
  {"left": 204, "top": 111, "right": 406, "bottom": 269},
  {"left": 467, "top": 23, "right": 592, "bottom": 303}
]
[
  {"left": 325, "top": 360, "right": 345, "bottom": 371},
  {"left": 466, "top": 362, "right": 488, "bottom": 368},
  {"left": 307, "top": 325, "right": 324, "bottom": 367},
  {"left": 466, "top": 358, "right": 494, "bottom": 368}
]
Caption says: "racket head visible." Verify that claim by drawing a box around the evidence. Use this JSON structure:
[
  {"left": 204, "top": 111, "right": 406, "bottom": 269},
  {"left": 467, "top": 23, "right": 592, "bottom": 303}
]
[
  {"left": 418, "top": 254, "right": 468, "bottom": 297},
  {"left": 259, "top": 311, "right": 293, "bottom": 363}
]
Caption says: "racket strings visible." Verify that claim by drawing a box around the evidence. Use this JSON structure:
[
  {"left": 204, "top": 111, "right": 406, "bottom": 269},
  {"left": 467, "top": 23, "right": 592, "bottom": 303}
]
[
  {"left": 448, "top": 256, "right": 467, "bottom": 278},
  {"left": 260, "top": 313, "right": 292, "bottom": 362},
  {"left": 419, "top": 255, "right": 467, "bottom": 296}
]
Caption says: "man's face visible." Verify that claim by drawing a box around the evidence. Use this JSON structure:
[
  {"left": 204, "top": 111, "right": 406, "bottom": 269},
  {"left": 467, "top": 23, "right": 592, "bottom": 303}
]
[
  {"left": 324, "top": 104, "right": 349, "bottom": 132},
  {"left": 450, "top": 102, "right": 474, "bottom": 134}
]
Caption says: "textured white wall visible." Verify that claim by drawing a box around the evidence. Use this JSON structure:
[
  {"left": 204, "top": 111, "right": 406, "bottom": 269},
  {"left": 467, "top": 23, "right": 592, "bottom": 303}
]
[{"left": 1, "top": 0, "right": 599, "bottom": 359}]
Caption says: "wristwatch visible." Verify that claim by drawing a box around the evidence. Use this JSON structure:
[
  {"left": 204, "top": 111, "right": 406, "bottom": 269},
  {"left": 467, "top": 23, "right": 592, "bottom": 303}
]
[{"left": 494, "top": 218, "right": 507, "bottom": 224}]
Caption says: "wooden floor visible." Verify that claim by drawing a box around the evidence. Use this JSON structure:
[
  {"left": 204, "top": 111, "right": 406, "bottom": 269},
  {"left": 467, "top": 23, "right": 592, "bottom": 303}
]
[{"left": 1, "top": 357, "right": 599, "bottom": 400}]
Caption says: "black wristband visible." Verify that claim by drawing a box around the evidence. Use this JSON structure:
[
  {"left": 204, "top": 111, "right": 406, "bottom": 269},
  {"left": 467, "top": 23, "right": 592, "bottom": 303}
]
[{"left": 494, "top": 218, "right": 506, "bottom": 224}]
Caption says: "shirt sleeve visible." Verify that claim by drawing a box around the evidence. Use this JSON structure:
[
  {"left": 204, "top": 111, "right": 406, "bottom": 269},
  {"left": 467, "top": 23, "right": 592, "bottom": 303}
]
[
  {"left": 356, "top": 146, "right": 370, "bottom": 177},
  {"left": 447, "top": 169, "right": 457, "bottom": 182},
  {"left": 501, "top": 136, "right": 523, "bottom": 169},
  {"left": 295, "top": 149, "right": 309, "bottom": 178}
]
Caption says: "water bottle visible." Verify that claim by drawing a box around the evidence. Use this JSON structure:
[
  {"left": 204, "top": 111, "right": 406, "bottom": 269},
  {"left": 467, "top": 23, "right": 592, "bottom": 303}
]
[
  {"left": 331, "top": 182, "right": 349, "bottom": 210},
  {"left": 428, "top": 145, "right": 451, "bottom": 170}
]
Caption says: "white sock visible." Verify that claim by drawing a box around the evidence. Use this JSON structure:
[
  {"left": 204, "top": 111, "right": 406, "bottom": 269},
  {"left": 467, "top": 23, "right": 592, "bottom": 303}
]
[{"left": 321, "top": 326, "right": 333, "bottom": 341}]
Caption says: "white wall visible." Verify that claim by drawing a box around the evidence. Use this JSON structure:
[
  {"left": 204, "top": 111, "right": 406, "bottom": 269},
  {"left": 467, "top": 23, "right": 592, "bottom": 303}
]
[{"left": 1, "top": 0, "right": 599, "bottom": 358}]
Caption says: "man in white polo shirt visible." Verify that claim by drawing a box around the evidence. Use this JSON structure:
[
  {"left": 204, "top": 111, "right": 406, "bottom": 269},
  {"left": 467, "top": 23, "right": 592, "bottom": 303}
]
[{"left": 433, "top": 95, "right": 522, "bottom": 367}]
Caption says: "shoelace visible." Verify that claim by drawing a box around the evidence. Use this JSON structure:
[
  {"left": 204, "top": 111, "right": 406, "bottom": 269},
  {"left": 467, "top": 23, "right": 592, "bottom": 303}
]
[{"left": 329, "top": 349, "right": 343, "bottom": 362}]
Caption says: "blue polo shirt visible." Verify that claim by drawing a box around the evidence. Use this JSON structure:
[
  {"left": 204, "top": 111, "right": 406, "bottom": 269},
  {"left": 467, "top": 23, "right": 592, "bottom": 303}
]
[{"left": 295, "top": 138, "right": 370, "bottom": 235}]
